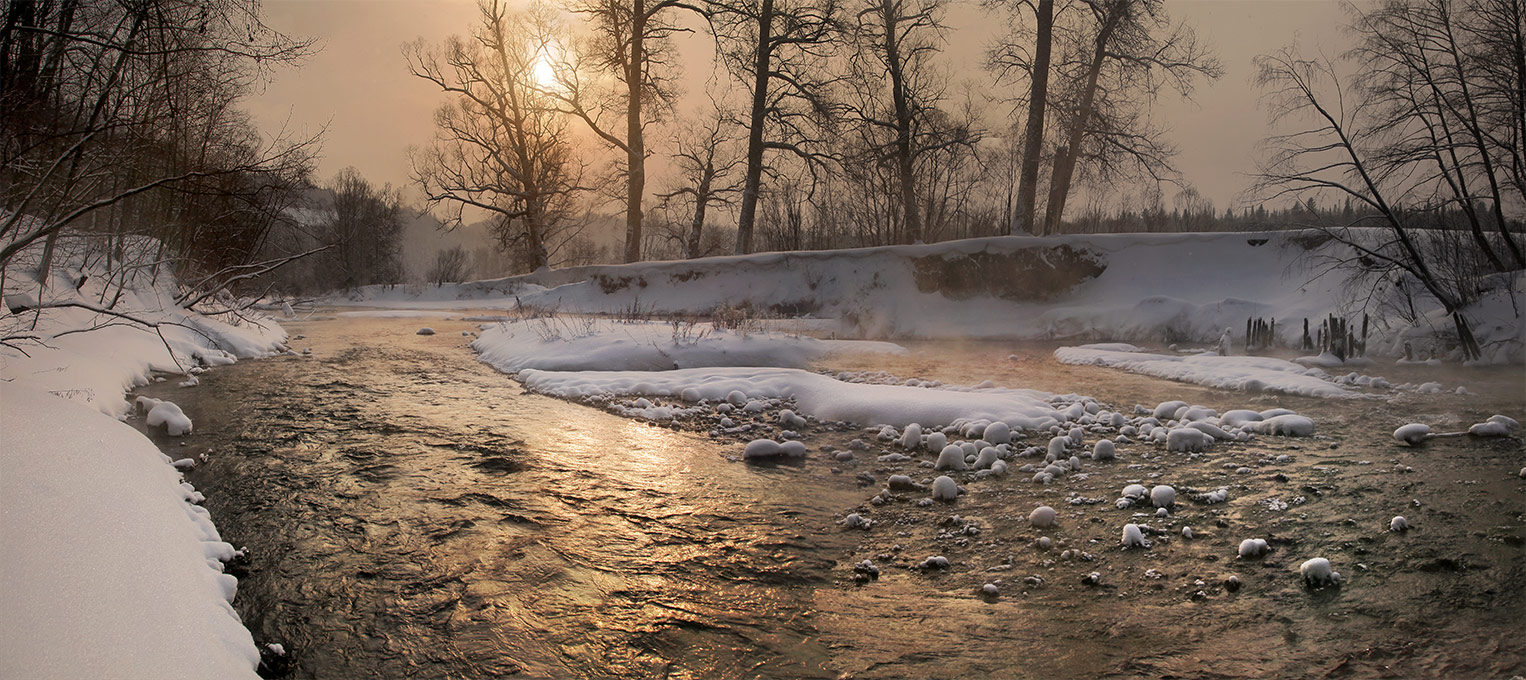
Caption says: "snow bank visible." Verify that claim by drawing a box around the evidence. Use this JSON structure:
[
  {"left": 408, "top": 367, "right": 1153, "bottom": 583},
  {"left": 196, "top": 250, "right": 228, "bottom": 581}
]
[
  {"left": 1, "top": 234, "right": 279, "bottom": 677},
  {"left": 517, "top": 366, "right": 1065, "bottom": 430},
  {"left": 0, "top": 386, "right": 259, "bottom": 679},
  {"left": 473, "top": 319, "right": 903, "bottom": 373},
  {"left": 2, "top": 237, "right": 288, "bottom": 418},
  {"left": 1054, "top": 346, "right": 1360, "bottom": 398},
  {"left": 339, "top": 230, "right": 1520, "bottom": 362}
]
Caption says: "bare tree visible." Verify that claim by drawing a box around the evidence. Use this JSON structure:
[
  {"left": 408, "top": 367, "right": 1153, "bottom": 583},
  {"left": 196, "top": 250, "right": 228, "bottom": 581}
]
[
  {"left": 427, "top": 245, "right": 472, "bottom": 285},
  {"left": 405, "top": 1, "right": 587, "bottom": 273},
  {"left": 1, "top": 0, "right": 317, "bottom": 289},
  {"left": 318, "top": 168, "right": 404, "bottom": 290},
  {"left": 1349, "top": 0, "right": 1525, "bottom": 270},
  {"left": 546, "top": 0, "right": 703, "bottom": 263},
  {"left": 1040, "top": 0, "right": 1220, "bottom": 234},
  {"left": 1253, "top": 48, "right": 1489, "bottom": 359},
  {"left": 655, "top": 106, "right": 745, "bottom": 257},
  {"left": 986, "top": 0, "right": 1055, "bottom": 235},
  {"left": 845, "top": 0, "right": 979, "bottom": 243},
  {"left": 708, "top": 0, "right": 842, "bottom": 253}
]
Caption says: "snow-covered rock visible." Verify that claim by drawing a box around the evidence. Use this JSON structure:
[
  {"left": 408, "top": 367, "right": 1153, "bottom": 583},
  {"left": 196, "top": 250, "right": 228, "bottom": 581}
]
[
  {"left": 973, "top": 446, "right": 1000, "bottom": 470},
  {"left": 1238, "top": 538, "right": 1269, "bottom": 558},
  {"left": 136, "top": 397, "right": 193, "bottom": 437},
  {"left": 920, "top": 555, "right": 951, "bottom": 570},
  {"left": 841, "top": 513, "right": 872, "bottom": 530},
  {"left": 1167, "top": 428, "right": 1213, "bottom": 453},
  {"left": 1092, "top": 439, "right": 1116, "bottom": 461},
  {"left": 1244, "top": 414, "right": 1316, "bottom": 437},
  {"left": 982, "top": 421, "right": 1011, "bottom": 445},
  {"left": 899, "top": 423, "right": 923, "bottom": 449},
  {"left": 742, "top": 439, "right": 807, "bottom": 460},
  {"left": 935, "top": 445, "right": 968, "bottom": 471},
  {"left": 1299, "top": 558, "right": 1342, "bottom": 587},
  {"left": 1149, "top": 485, "right": 1176, "bottom": 508},
  {"left": 1468, "top": 420, "right": 1511, "bottom": 437},
  {"left": 1121, "top": 523, "right": 1148, "bottom": 548},
  {"left": 1487, "top": 414, "right": 1519, "bottom": 431},
  {"left": 1393, "top": 423, "right": 1432, "bottom": 446},
  {"left": 931, "top": 476, "right": 959, "bottom": 501},
  {"left": 778, "top": 409, "right": 807, "bottom": 428},
  {"left": 1028, "top": 505, "right": 1058, "bottom": 528}
]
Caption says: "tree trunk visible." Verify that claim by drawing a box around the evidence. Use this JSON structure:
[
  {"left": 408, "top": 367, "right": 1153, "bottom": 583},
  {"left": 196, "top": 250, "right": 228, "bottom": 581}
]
[
  {"left": 687, "top": 163, "right": 714, "bottom": 258},
  {"left": 1043, "top": 7, "right": 1120, "bottom": 235},
  {"left": 524, "top": 200, "right": 550, "bottom": 270},
  {"left": 1453, "top": 312, "right": 1481, "bottom": 361},
  {"left": 624, "top": 0, "right": 647, "bottom": 263},
  {"left": 1436, "top": 0, "right": 1526, "bottom": 269},
  {"left": 735, "top": 0, "right": 774, "bottom": 255},
  {"left": 882, "top": 0, "right": 920, "bottom": 243},
  {"left": 1011, "top": 0, "right": 1053, "bottom": 236}
]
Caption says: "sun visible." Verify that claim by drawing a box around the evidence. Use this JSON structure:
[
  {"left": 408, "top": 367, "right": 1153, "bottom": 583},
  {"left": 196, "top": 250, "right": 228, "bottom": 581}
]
[{"left": 531, "top": 51, "right": 558, "bottom": 89}]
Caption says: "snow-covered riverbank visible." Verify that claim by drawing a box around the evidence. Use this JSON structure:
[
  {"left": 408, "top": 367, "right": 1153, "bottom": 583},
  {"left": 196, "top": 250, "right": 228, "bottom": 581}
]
[
  {"left": 2, "top": 242, "right": 286, "bottom": 678},
  {"left": 344, "top": 230, "right": 1524, "bottom": 364}
]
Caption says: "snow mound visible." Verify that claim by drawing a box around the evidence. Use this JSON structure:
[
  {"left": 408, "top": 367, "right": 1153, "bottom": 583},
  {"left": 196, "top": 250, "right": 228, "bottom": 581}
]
[
  {"left": 515, "top": 366, "right": 1067, "bottom": 430},
  {"left": 1055, "top": 347, "right": 1360, "bottom": 398},
  {"left": 137, "top": 397, "right": 193, "bottom": 436},
  {"left": 473, "top": 319, "right": 903, "bottom": 373},
  {"left": 1300, "top": 558, "right": 1342, "bottom": 587}
]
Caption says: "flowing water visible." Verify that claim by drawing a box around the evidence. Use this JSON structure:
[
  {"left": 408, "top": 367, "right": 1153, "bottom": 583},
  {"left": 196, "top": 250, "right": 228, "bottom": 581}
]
[
  {"left": 132, "top": 315, "right": 1526, "bottom": 679},
  {"left": 137, "top": 313, "right": 866, "bottom": 679}
]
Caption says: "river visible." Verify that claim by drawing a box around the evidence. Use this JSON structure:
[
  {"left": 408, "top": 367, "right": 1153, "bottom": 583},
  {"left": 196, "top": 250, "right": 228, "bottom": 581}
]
[{"left": 131, "top": 311, "right": 1525, "bottom": 679}]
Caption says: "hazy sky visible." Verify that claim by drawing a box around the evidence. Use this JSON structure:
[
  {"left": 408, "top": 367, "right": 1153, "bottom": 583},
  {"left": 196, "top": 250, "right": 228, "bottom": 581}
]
[{"left": 246, "top": 0, "right": 1352, "bottom": 214}]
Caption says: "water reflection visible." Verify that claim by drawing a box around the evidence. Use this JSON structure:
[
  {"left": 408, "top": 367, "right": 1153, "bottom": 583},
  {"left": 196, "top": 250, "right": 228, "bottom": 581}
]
[{"left": 135, "top": 314, "right": 864, "bottom": 679}]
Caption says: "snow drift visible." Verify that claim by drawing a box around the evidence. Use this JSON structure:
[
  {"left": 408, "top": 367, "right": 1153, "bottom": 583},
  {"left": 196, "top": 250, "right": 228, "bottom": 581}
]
[
  {"left": 473, "top": 318, "right": 903, "bottom": 373},
  {"left": 2, "top": 234, "right": 282, "bottom": 678},
  {"left": 2, "top": 236, "right": 288, "bottom": 418},
  {"left": 341, "top": 230, "right": 1524, "bottom": 362},
  {"left": 0, "top": 386, "right": 259, "bottom": 679}
]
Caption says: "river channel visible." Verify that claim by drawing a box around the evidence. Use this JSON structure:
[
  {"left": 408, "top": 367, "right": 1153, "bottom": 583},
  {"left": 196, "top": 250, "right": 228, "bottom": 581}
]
[{"left": 130, "top": 311, "right": 1525, "bottom": 679}]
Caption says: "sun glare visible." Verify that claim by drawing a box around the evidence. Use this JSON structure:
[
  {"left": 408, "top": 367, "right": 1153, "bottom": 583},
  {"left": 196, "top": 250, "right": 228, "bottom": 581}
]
[{"left": 532, "top": 51, "right": 558, "bottom": 89}]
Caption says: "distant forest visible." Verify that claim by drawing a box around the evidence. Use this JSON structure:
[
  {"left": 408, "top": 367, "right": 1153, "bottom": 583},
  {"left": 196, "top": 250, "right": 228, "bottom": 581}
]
[{"left": 2, "top": 0, "right": 1521, "bottom": 320}]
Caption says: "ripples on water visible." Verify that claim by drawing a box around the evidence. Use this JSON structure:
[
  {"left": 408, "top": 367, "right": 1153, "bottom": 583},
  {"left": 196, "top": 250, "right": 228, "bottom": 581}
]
[
  {"left": 145, "top": 318, "right": 864, "bottom": 679},
  {"left": 133, "top": 318, "right": 1525, "bottom": 679}
]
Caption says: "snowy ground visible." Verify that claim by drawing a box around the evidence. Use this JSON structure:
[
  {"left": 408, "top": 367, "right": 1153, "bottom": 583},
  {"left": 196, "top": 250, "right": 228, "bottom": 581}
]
[
  {"left": 2, "top": 238, "right": 284, "bottom": 678},
  {"left": 341, "top": 230, "right": 1524, "bottom": 364},
  {"left": 1054, "top": 344, "right": 1364, "bottom": 398},
  {"left": 473, "top": 318, "right": 904, "bottom": 372},
  {"left": 1, "top": 386, "right": 259, "bottom": 679}
]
